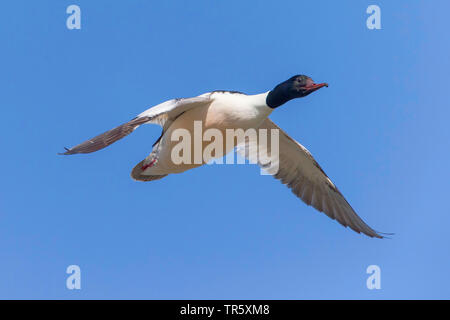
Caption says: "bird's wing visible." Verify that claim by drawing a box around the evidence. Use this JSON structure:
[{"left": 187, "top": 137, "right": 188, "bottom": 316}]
[
  {"left": 137, "top": 95, "right": 211, "bottom": 130},
  {"left": 236, "top": 118, "right": 382, "bottom": 238},
  {"left": 60, "top": 96, "right": 212, "bottom": 155}
]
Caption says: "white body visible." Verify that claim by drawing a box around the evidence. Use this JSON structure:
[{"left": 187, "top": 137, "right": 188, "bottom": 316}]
[
  {"left": 62, "top": 86, "right": 383, "bottom": 238},
  {"left": 145, "top": 91, "right": 272, "bottom": 175}
]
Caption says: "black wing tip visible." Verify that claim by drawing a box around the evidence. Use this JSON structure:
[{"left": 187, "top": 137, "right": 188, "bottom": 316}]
[
  {"left": 364, "top": 230, "right": 394, "bottom": 239},
  {"left": 375, "top": 231, "right": 395, "bottom": 239},
  {"left": 58, "top": 147, "right": 74, "bottom": 155}
]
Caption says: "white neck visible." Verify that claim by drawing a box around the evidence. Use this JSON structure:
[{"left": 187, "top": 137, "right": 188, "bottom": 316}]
[
  {"left": 247, "top": 91, "right": 272, "bottom": 118},
  {"left": 247, "top": 91, "right": 270, "bottom": 107}
]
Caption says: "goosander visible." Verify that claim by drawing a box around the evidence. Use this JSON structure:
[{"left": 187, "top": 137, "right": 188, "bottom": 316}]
[{"left": 61, "top": 75, "right": 383, "bottom": 238}]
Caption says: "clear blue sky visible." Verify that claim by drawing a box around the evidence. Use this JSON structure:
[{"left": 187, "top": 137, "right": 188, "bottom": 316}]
[{"left": 0, "top": 0, "right": 449, "bottom": 299}]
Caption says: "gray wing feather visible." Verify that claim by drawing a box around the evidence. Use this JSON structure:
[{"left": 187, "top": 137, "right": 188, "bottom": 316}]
[
  {"left": 237, "top": 118, "right": 382, "bottom": 238},
  {"left": 60, "top": 96, "right": 211, "bottom": 155},
  {"left": 60, "top": 117, "right": 150, "bottom": 155}
]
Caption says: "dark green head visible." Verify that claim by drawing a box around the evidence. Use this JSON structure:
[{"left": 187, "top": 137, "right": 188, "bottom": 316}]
[{"left": 266, "top": 75, "right": 328, "bottom": 108}]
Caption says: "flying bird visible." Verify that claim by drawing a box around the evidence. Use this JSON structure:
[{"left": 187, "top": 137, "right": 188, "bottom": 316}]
[{"left": 61, "top": 75, "right": 384, "bottom": 238}]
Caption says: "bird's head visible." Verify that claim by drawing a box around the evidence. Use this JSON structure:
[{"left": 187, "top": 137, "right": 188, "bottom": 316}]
[{"left": 266, "top": 75, "right": 328, "bottom": 108}]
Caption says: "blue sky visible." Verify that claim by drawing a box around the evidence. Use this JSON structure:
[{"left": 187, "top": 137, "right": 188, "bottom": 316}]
[{"left": 0, "top": 0, "right": 449, "bottom": 299}]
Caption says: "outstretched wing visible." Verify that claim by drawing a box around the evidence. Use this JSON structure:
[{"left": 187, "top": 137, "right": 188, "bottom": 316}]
[
  {"left": 60, "top": 117, "right": 151, "bottom": 155},
  {"left": 60, "top": 96, "right": 212, "bottom": 155},
  {"left": 237, "top": 118, "right": 383, "bottom": 238}
]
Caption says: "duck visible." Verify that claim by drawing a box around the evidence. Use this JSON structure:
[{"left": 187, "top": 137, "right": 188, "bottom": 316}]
[{"left": 61, "top": 75, "right": 384, "bottom": 238}]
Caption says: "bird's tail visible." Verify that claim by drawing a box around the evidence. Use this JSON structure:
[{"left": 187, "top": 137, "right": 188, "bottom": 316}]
[{"left": 131, "top": 160, "right": 168, "bottom": 182}]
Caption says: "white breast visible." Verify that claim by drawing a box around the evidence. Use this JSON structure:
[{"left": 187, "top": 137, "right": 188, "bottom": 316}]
[
  {"left": 154, "top": 91, "right": 273, "bottom": 173},
  {"left": 204, "top": 91, "right": 272, "bottom": 129}
]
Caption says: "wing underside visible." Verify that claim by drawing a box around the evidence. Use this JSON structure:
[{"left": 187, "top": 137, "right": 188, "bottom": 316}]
[{"left": 237, "top": 118, "right": 383, "bottom": 238}]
